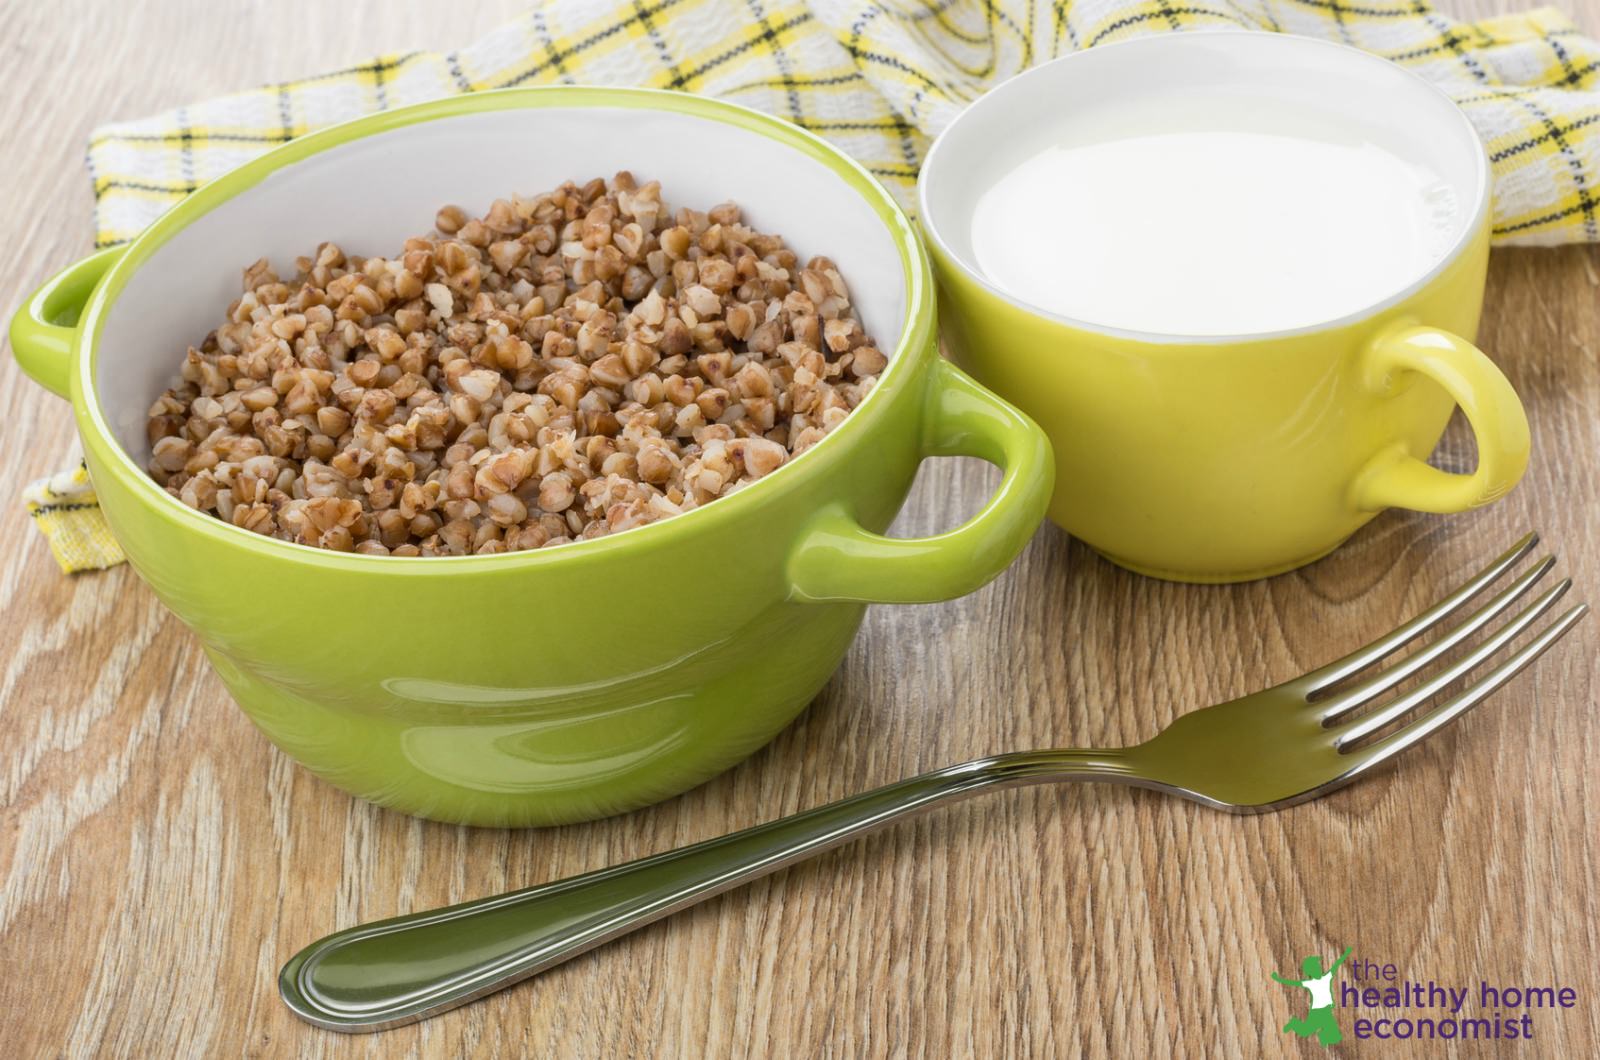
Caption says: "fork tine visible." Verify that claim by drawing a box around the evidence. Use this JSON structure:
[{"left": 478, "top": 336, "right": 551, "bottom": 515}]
[
  {"left": 1333, "top": 579, "right": 1571, "bottom": 745},
  {"left": 1340, "top": 604, "right": 1588, "bottom": 774},
  {"left": 1316, "top": 555, "right": 1557, "bottom": 721},
  {"left": 1304, "top": 533, "right": 1538, "bottom": 694}
]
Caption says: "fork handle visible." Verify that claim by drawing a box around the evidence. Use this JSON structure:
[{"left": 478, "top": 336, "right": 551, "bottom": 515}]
[{"left": 280, "top": 749, "right": 1134, "bottom": 1032}]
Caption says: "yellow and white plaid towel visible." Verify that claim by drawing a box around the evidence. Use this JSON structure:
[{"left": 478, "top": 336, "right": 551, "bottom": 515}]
[
  {"left": 35, "top": 0, "right": 1600, "bottom": 570},
  {"left": 23, "top": 462, "right": 126, "bottom": 572}
]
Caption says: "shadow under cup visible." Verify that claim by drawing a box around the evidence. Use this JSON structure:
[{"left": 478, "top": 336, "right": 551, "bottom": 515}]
[{"left": 918, "top": 32, "right": 1530, "bottom": 583}]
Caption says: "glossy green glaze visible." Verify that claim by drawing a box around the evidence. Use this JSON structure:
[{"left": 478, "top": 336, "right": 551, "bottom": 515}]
[
  {"left": 11, "top": 88, "right": 1053, "bottom": 827},
  {"left": 10, "top": 245, "right": 124, "bottom": 398}
]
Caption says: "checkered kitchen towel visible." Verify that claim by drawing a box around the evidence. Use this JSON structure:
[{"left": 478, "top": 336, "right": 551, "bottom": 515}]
[{"left": 33, "top": 0, "right": 1600, "bottom": 570}]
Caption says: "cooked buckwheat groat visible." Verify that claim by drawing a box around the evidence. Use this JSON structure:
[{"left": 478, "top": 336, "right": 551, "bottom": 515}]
[{"left": 146, "top": 174, "right": 887, "bottom": 555}]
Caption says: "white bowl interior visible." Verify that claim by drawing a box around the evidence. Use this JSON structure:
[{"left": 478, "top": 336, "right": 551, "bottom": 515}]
[
  {"left": 97, "top": 105, "right": 909, "bottom": 462},
  {"left": 920, "top": 33, "right": 1488, "bottom": 331}
]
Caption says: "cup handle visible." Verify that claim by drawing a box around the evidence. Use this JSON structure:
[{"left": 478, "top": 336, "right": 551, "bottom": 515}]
[
  {"left": 788, "top": 359, "right": 1053, "bottom": 604},
  {"left": 9, "top": 245, "right": 125, "bottom": 399},
  {"left": 1349, "top": 323, "right": 1530, "bottom": 514}
]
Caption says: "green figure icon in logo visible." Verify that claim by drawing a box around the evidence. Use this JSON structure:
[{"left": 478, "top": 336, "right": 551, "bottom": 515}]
[{"left": 1272, "top": 946, "right": 1352, "bottom": 1047}]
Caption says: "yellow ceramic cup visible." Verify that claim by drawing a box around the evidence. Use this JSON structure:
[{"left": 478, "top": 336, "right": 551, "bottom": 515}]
[{"left": 918, "top": 33, "right": 1529, "bottom": 582}]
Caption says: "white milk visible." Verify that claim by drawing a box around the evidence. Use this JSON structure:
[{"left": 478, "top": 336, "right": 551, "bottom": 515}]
[{"left": 969, "top": 124, "right": 1461, "bottom": 337}]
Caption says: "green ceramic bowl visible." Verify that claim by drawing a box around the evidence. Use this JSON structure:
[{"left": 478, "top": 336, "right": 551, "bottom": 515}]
[{"left": 10, "top": 88, "right": 1053, "bottom": 827}]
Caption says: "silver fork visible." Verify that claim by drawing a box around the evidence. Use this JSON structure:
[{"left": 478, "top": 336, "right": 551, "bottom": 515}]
[{"left": 280, "top": 534, "right": 1586, "bottom": 1033}]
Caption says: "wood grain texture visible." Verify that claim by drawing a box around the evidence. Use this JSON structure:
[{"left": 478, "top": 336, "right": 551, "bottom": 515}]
[{"left": 1, "top": 2, "right": 1595, "bottom": 1056}]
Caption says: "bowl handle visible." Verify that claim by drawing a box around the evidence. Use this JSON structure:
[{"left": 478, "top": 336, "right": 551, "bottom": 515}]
[
  {"left": 788, "top": 359, "right": 1053, "bottom": 603},
  {"left": 1349, "top": 322, "right": 1530, "bottom": 514},
  {"left": 9, "top": 245, "right": 125, "bottom": 398}
]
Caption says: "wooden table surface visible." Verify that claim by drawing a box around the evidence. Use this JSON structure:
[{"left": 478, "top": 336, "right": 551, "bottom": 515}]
[{"left": 3, "top": 2, "right": 1596, "bottom": 1056}]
